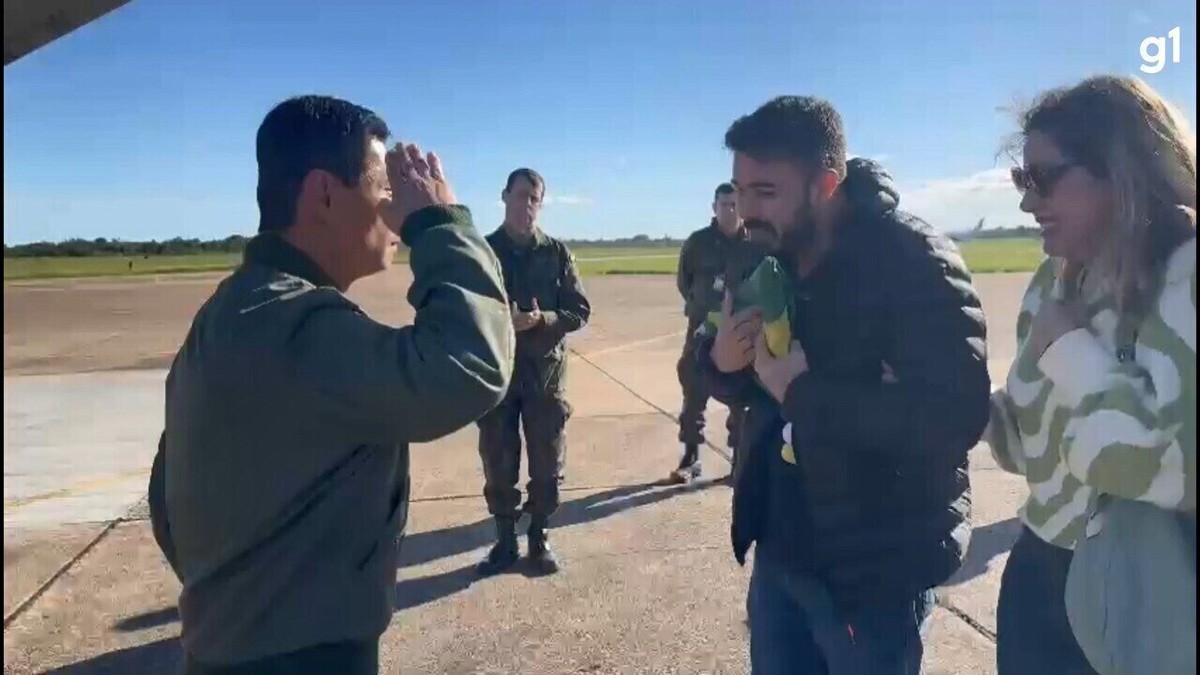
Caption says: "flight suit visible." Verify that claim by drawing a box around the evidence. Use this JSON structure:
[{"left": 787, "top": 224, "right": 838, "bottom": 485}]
[
  {"left": 479, "top": 227, "right": 591, "bottom": 521},
  {"left": 675, "top": 221, "right": 767, "bottom": 467}
]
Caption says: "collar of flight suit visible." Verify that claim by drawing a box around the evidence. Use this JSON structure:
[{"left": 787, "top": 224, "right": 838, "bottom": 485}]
[
  {"left": 494, "top": 224, "right": 550, "bottom": 253},
  {"left": 242, "top": 232, "right": 340, "bottom": 289},
  {"left": 708, "top": 218, "right": 747, "bottom": 242}
]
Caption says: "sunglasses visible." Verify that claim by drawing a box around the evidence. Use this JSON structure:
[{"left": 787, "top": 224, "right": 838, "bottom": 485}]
[{"left": 1011, "top": 163, "right": 1076, "bottom": 198}]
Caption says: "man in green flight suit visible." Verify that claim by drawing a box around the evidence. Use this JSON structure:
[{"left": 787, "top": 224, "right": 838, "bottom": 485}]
[
  {"left": 477, "top": 168, "right": 592, "bottom": 576},
  {"left": 670, "top": 183, "right": 770, "bottom": 483}
]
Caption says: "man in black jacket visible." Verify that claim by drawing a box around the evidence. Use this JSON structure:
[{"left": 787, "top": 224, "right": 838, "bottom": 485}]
[{"left": 700, "top": 96, "right": 990, "bottom": 674}]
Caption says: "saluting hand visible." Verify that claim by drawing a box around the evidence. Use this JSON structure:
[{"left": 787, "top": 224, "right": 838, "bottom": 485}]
[{"left": 384, "top": 142, "right": 457, "bottom": 232}]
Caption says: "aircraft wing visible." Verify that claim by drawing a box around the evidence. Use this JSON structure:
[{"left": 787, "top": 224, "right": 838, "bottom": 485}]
[{"left": 4, "top": 0, "right": 131, "bottom": 66}]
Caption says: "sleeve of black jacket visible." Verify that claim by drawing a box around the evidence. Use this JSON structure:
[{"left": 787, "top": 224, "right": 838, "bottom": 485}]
[
  {"left": 694, "top": 331, "right": 757, "bottom": 407},
  {"left": 781, "top": 228, "right": 991, "bottom": 457},
  {"left": 148, "top": 430, "right": 180, "bottom": 577},
  {"left": 286, "top": 205, "right": 515, "bottom": 444}
]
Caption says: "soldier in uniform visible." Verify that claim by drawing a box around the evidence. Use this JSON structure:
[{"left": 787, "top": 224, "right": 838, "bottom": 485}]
[
  {"left": 670, "top": 183, "right": 768, "bottom": 483},
  {"left": 477, "top": 168, "right": 592, "bottom": 576}
]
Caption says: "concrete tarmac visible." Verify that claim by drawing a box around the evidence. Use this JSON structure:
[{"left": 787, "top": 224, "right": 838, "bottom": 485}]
[{"left": 3, "top": 271, "right": 1032, "bottom": 673}]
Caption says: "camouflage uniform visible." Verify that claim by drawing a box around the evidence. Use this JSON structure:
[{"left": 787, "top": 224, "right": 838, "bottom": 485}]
[
  {"left": 675, "top": 220, "right": 768, "bottom": 468},
  {"left": 479, "top": 227, "right": 591, "bottom": 522}
]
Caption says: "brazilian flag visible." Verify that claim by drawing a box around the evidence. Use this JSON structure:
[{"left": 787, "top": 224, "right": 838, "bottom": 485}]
[{"left": 700, "top": 255, "right": 791, "bottom": 357}]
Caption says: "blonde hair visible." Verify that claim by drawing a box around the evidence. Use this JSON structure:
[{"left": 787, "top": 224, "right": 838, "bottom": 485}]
[{"left": 1011, "top": 75, "right": 1197, "bottom": 316}]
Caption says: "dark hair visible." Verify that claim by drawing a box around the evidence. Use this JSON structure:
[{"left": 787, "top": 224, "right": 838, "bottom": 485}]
[
  {"left": 714, "top": 182, "right": 735, "bottom": 200},
  {"left": 255, "top": 95, "right": 391, "bottom": 233},
  {"left": 1006, "top": 75, "right": 1196, "bottom": 315},
  {"left": 724, "top": 96, "right": 847, "bottom": 178},
  {"left": 504, "top": 168, "right": 545, "bottom": 197}
]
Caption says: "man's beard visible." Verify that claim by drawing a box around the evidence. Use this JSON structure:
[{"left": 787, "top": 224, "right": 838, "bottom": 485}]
[
  {"left": 779, "top": 209, "right": 817, "bottom": 258},
  {"left": 745, "top": 203, "right": 816, "bottom": 258}
]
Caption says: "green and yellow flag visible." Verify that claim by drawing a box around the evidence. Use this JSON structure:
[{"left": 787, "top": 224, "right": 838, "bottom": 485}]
[{"left": 700, "top": 256, "right": 791, "bottom": 357}]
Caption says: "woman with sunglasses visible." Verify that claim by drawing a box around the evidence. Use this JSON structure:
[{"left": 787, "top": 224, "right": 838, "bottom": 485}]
[{"left": 987, "top": 74, "right": 1196, "bottom": 674}]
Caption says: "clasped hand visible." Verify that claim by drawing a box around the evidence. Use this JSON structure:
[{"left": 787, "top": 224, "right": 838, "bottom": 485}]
[{"left": 512, "top": 299, "right": 544, "bottom": 332}]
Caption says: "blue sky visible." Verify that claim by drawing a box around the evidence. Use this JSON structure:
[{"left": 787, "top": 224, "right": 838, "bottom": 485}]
[{"left": 4, "top": 0, "right": 1196, "bottom": 244}]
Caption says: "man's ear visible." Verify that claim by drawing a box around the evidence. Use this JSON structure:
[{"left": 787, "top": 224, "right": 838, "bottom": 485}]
[
  {"left": 301, "top": 170, "right": 335, "bottom": 213},
  {"left": 816, "top": 169, "right": 841, "bottom": 201}
]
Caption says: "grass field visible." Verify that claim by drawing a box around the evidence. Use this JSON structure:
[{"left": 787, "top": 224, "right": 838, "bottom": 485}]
[{"left": 3, "top": 239, "right": 1043, "bottom": 281}]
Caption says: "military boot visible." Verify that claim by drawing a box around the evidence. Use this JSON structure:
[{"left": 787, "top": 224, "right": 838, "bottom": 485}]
[
  {"left": 668, "top": 443, "right": 702, "bottom": 484},
  {"left": 477, "top": 515, "right": 520, "bottom": 576},
  {"left": 526, "top": 515, "right": 560, "bottom": 575}
]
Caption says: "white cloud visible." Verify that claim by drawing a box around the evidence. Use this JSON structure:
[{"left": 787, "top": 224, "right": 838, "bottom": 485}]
[
  {"left": 544, "top": 194, "right": 595, "bottom": 206},
  {"left": 901, "top": 167, "right": 1033, "bottom": 232},
  {"left": 492, "top": 194, "right": 596, "bottom": 209},
  {"left": 849, "top": 152, "right": 891, "bottom": 163}
]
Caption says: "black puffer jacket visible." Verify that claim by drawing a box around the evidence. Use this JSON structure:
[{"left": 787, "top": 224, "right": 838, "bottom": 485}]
[{"left": 700, "top": 158, "right": 991, "bottom": 613}]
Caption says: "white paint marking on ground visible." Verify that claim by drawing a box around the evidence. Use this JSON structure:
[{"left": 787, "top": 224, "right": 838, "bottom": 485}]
[
  {"left": 575, "top": 254, "right": 678, "bottom": 263},
  {"left": 578, "top": 331, "right": 686, "bottom": 358}
]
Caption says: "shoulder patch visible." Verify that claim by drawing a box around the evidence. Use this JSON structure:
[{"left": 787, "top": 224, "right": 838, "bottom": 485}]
[
  {"left": 239, "top": 276, "right": 318, "bottom": 314},
  {"left": 268, "top": 277, "right": 309, "bottom": 294}
]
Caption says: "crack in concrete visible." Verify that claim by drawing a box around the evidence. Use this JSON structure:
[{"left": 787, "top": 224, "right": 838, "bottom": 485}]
[
  {"left": 2, "top": 520, "right": 118, "bottom": 631},
  {"left": 3, "top": 500, "right": 149, "bottom": 631},
  {"left": 936, "top": 596, "right": 998, "bottom": 643},
  {"left": 567, "top": 347, "right": 733, "bottom": 465}
]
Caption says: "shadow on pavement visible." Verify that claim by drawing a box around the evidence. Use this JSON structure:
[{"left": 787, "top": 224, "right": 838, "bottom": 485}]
[
  {"left": 394, "top": 478, "right": 725, "bottom": 611},
  {"left": 81, "top": 478, "right": 722, "bottom": 671},
  {"left": 944, "top": 517, "right": 1021, "bottom": 587},
  {"left": 45, "top": 637, "right": 183, "bottom": 674},
  {"left": 112, "top": 606, "right": 179, "bottom": 633}
]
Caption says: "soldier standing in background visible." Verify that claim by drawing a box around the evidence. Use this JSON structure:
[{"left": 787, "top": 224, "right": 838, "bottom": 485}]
[
  {"left": 477, "top": 168, "right": 592, "bottom": 576},
  {"left": 669, "top": 183, "right": 763, "bottom": 483}
]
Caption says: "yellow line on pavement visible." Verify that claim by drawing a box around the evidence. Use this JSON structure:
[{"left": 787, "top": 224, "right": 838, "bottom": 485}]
[
  {"left": 3, "top": 469, "right": 150, "bottom": 513},
  {"left": 578, "top": 331, "right": 686, "bottom": 359}
]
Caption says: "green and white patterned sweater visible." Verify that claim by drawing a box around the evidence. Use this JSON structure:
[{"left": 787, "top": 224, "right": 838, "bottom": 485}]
[{"left": 988, "top": 237, "right": 1196, "bottom": 548}]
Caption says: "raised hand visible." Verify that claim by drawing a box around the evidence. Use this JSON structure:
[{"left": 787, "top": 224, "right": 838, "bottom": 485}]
[
  {"left": 753, "top": 333, "right": 809, "bottom": 404},
  {"left": 385, "top": 142, "right": 457, "bottom": 231},
  {"left": 711, "top": 289, "right": 763, "bottom": 373}
]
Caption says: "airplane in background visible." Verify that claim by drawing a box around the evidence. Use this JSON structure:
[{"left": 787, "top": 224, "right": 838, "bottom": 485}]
[{"left": 948, "top": 217, "right": 989, "bottom": 243}]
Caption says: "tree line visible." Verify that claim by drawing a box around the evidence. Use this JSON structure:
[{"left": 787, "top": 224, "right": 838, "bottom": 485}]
[
  {"left": 4, "top": 236, "right": 251, "bottom": 258},
  {"left": 4, "top": 233, "right": 684, "bottom": 258}
]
